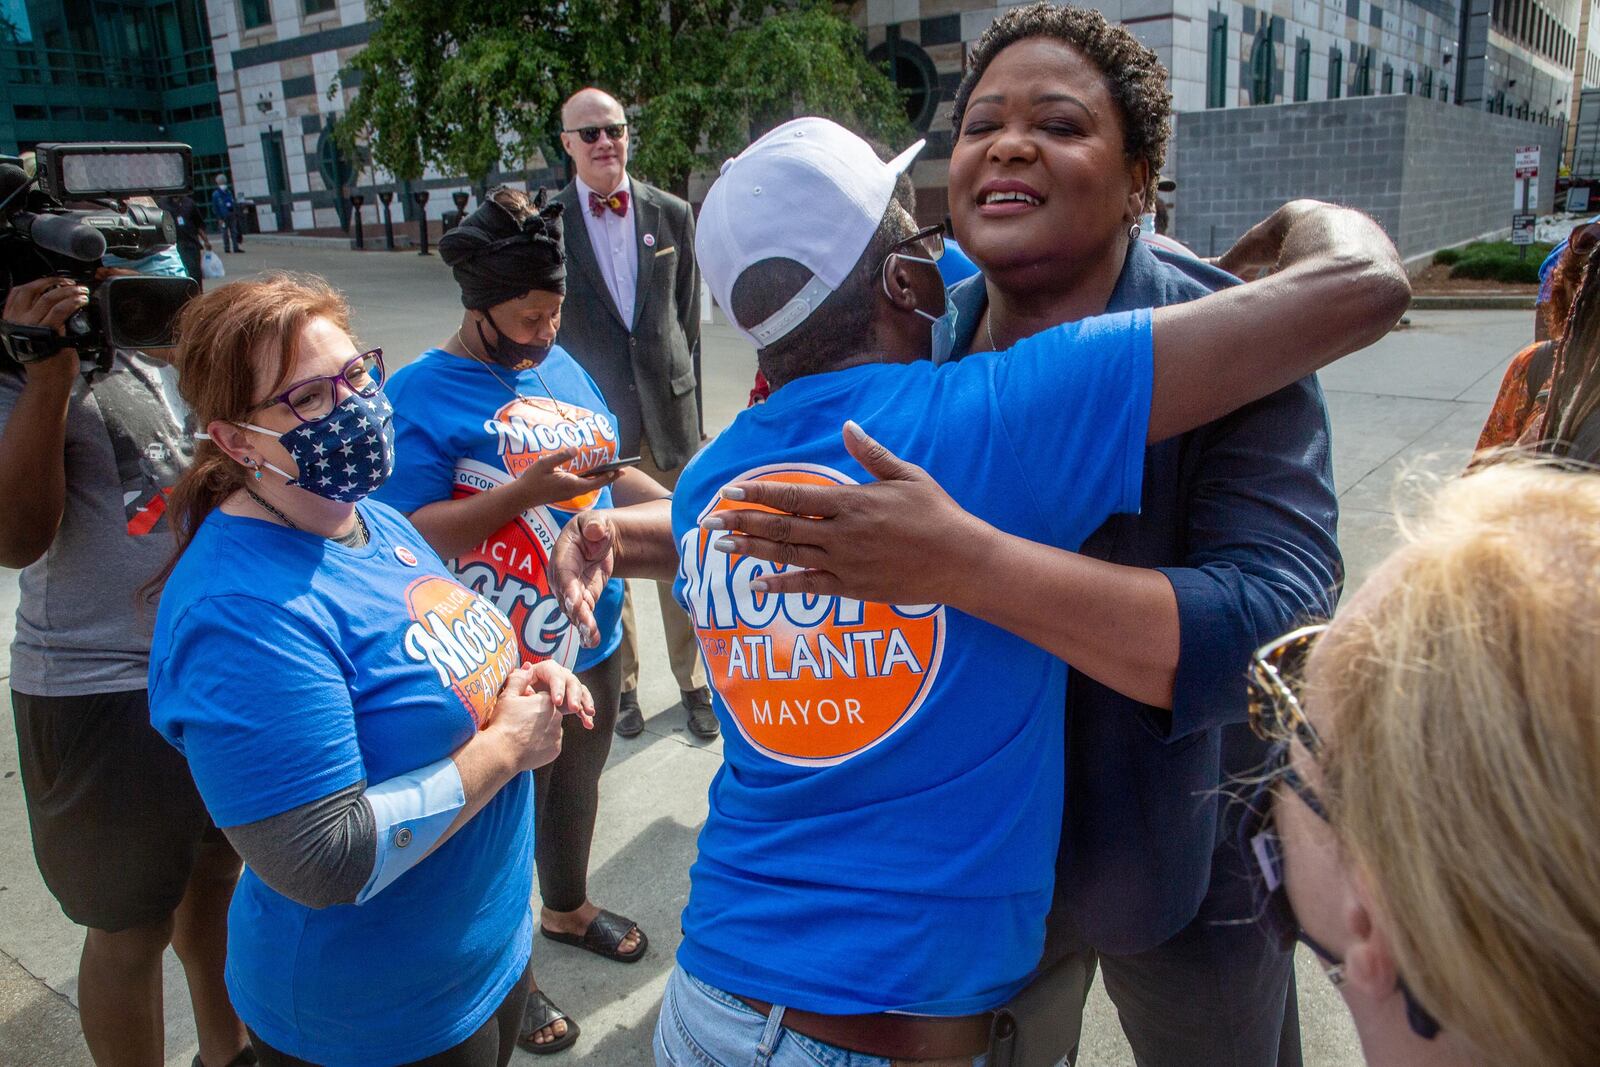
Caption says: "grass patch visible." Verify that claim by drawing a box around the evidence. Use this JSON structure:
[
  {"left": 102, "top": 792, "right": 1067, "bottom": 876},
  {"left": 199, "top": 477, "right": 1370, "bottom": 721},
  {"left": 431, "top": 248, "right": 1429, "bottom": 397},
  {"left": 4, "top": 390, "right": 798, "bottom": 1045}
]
[{"left": 1432, "top": 240, "right": 1554, "bottom": 284}]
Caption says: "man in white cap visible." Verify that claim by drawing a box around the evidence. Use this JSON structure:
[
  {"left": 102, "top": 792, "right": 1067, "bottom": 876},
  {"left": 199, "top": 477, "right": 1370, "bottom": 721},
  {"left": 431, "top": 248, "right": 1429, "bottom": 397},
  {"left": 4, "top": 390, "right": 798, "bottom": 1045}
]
[{"left": 550, "top": 118, "right": 1407, "bottom": 1063}]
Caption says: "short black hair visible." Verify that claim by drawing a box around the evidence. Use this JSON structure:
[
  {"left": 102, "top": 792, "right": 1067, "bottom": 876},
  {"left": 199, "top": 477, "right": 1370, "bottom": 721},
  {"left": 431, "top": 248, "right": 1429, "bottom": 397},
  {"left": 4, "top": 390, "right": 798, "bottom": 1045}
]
[
  {"left": 952, "top": 3, "right": 1172, "bottom": 195},
  {"left": 730, "top": 203, "right": 916, "bottom": 388}
]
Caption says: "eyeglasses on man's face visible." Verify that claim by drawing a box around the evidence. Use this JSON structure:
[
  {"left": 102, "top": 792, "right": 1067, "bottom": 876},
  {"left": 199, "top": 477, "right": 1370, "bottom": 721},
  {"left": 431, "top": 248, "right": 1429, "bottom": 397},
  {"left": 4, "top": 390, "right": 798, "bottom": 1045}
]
[
  {"left": 886, "top": 224, "right": 946, "bottom": 268},
  {"left": 565, "top": 124, "right": 628, "bottom": 145}
]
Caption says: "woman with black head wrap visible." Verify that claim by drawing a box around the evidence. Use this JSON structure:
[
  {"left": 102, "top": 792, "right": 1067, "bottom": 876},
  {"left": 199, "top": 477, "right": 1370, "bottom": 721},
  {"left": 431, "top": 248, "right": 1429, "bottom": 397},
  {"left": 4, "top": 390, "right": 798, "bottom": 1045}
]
[{"left": 374, "top": 186, "right": 666, "bottom": 1055}]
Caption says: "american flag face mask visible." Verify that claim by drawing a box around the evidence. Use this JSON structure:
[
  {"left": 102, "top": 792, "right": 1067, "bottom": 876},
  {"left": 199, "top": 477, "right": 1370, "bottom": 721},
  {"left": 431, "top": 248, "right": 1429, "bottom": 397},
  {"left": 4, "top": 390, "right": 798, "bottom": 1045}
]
[
  {"left": 262, "top": 389, "right": 396, "bottom": 502},
  {"left": 198, "top": 390, "right": 396, "bottom": 503}
]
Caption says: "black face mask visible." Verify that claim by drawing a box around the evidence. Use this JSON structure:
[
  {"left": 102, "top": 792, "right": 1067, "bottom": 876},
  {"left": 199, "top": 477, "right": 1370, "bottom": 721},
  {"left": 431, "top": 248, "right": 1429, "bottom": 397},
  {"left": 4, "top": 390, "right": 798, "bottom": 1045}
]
[{"left": 476, "top": 309, "right": 550, "bottom": 371}]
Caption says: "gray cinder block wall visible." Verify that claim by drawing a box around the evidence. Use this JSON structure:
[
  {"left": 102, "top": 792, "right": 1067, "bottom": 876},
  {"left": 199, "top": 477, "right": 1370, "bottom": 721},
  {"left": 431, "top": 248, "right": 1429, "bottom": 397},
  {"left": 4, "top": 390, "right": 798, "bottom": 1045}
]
[{"left": 1173, "top": 97, "right": 1562, "bottom": 260}]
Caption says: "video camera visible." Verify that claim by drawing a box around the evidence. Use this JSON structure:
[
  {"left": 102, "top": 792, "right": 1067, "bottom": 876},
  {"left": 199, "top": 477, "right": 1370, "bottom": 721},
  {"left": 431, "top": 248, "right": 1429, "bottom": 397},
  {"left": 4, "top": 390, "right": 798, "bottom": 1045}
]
[{"left": 0, "top": 142, "right": 201, "bottom": 374}]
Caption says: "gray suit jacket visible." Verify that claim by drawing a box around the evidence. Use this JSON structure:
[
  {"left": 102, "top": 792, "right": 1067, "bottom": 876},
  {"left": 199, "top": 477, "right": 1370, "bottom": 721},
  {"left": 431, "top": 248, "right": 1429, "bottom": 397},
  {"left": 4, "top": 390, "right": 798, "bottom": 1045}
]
[{"left": 554, "top": 179, "right": 702, "bottom": 471}]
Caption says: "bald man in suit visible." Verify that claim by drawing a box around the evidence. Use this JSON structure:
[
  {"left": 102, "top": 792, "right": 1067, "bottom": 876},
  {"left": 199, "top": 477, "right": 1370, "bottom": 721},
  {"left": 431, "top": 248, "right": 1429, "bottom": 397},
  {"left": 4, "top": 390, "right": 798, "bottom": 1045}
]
[{"left": 553, "top": 87, "right": 715, "bottom": 741}]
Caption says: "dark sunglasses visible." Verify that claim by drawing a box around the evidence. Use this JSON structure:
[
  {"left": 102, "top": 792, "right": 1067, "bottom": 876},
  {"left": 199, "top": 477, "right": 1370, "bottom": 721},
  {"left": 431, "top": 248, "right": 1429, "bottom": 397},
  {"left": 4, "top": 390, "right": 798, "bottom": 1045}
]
[
  {"left": 254, "top": 349, "right": 385, "bottom": 425},
  {"left": 1239, "top": 626, "right": 1443, "bottom": 1041},
  {"left": 564, "top": 124, "right": 627, "bottom": 144}
]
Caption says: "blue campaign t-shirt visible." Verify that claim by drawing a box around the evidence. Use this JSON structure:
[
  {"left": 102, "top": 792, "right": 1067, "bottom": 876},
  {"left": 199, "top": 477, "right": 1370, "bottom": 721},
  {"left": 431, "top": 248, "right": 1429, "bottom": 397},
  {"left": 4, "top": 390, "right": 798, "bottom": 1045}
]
[
  {"left": 148, "top": 501, "right": 532, "bottom": 1067},
  {"left": 376, "top": 346, "right": 625, "bottom": 672},
  {"left": 671, "top": 309, "right": 1153, "bottom": 1015}
]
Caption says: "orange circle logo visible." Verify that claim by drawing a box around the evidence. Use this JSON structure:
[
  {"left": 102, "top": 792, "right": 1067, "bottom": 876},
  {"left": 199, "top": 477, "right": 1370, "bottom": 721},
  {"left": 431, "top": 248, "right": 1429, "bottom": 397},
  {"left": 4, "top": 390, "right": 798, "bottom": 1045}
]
[
  {"left": 482, "top": 397, "right": 618, "bottom": 511},
  {"left": 450, "top": 460, "right": 581, "bottom": 669},
  {"left": 400, "top": 575, "right": 520, "bottom": 727},
  {"left": 681, "top": 465, "right": 946, "bottom": 766}
]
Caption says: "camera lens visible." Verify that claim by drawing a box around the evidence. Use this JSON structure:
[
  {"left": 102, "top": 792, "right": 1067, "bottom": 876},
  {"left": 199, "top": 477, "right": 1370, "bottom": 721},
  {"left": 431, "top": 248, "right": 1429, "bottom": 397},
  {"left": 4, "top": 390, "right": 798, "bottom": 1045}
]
[{"left": 101, "top": 276, "right": 198, "bottom": 349}]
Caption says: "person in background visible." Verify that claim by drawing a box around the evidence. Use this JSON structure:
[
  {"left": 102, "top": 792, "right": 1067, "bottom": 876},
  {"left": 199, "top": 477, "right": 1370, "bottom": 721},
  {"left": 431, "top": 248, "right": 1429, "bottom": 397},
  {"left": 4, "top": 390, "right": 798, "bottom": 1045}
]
[
  {"left": 210, "top": 174, "right": 244, "bottom": 254},
  {"left": 376, "top": 188, "right": 660, "bottom": 1055},
  {"left": 552, "top": 87, "right": 713, "bottom": 740},
  {"left": 161, "top": 192, "right": 214, "bottom": 288},
  {"left": 1476, "top": 219, "right": 1600, "bottom": 453},
  {"left": 2, "top": 273, "right": 249, "bottom": 1067},
  {"left": 1534, "top": 213, "right": 1598, "bottom": 339},
  {"left": 1243, "top": 462, "right": 1600, "bottom": 1067},
  {"left": 147, "top": 273, "right": 590, "bottom": 1067}
]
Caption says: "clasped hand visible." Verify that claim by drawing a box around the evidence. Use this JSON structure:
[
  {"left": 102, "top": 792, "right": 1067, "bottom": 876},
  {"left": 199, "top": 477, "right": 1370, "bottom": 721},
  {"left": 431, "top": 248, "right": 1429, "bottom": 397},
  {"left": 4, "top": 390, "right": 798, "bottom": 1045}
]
[{"left": 485, "top": 661, "right": 595, "bottom": 773}]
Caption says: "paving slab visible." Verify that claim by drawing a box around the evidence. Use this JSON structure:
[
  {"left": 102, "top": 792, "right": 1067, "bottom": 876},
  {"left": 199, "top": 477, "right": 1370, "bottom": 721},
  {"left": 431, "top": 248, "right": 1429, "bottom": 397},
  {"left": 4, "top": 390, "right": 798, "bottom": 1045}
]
[
  {"left": 1317, "top": 311, "right": 1527, "bottom": 402},
  {"left": 0, "top": 243, "right": 1535, "bottom": 1067}
]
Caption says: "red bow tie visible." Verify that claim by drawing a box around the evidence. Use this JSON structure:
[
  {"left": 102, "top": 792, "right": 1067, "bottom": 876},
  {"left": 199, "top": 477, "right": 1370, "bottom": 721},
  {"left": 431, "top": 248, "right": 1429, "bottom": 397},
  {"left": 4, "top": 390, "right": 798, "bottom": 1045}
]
[{"left": 588, "top": 189, "right": 629, "bottom": 218}]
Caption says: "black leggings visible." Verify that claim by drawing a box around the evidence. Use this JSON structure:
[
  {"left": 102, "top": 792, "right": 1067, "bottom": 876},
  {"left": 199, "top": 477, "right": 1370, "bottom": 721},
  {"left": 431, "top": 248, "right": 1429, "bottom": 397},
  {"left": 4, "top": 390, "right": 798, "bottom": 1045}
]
[
  {"left": 533, "top": 652, "right": 621, "bottom": 912},
  {"left": 248, "top": 965, "right": 528, "bottom": 1067}
]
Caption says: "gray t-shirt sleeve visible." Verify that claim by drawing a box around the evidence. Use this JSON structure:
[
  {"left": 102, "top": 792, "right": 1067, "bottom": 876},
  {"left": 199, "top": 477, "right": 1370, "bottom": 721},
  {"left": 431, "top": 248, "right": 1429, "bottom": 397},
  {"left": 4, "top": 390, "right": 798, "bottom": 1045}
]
[{"left": 223, "top": 781, "right": 377, "bottom": 908}]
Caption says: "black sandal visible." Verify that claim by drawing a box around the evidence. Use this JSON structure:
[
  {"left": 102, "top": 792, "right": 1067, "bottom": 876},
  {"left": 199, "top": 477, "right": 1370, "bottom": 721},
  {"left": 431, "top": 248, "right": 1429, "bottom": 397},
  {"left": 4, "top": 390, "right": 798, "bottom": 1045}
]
[
  {"left": 517, "top": 989, "right": 580, "bottom": 1055},
  {"left": 540, "top": 908, "right": 649, "bottom": 963}
]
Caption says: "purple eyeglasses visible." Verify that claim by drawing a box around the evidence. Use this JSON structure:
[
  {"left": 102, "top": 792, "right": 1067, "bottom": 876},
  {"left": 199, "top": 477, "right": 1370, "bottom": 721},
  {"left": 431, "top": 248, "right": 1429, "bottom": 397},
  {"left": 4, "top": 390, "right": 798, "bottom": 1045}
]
[{"left": 254, "top": 349, "right": 385, "bottom": 425}]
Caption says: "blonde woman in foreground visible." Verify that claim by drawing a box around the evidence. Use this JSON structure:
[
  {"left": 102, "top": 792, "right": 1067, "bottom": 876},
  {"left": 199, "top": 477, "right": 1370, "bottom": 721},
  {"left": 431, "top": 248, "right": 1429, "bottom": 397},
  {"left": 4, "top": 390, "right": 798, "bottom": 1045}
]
[{"left": 1241, "top": 462, "right": 1600, "bottom": 1067}]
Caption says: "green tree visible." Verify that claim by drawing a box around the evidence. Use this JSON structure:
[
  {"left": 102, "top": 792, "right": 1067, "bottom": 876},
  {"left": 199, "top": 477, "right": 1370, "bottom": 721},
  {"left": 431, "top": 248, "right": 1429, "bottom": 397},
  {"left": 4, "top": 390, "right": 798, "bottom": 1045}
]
[{"left": 337, "top": 0, "right": 911, "bottom": 193}]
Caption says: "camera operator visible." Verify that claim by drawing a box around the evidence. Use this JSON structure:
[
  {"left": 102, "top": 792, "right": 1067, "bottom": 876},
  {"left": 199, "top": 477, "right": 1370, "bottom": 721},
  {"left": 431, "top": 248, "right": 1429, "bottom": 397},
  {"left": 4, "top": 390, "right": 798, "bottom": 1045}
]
[{"left": 1, "top": 276, "right": 252, "bottom": 1067}]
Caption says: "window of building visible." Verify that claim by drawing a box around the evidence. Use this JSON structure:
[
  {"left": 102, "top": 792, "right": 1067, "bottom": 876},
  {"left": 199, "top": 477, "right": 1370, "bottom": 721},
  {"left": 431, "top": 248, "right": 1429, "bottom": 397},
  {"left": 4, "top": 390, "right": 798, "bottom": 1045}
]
[
  {"left": 867, "top": 38, "right": 940, "bottom": 131},
  {"left": 1422, "top": 67, "right": 1433, "bottom": 97},
  {"left": 1329, "top": 47, "right": 1344, "bottom": 98},
  {"left": 1207, "top": 14, "right": 1229, "bottom": 108},
  {"left": 241, "top": 0, "right": 271, "bottom": 29},
  {"left": 1381, "top": 62, "right": 1393, "bottom": 93},
  {"left": 1354, "top": 48, "right": 1373, "bottom": 95},
  {"left": 1440, "top": 84, "right": 1449, "bottom": 104},
  {"left": 1404, "top": 69, "right": 1414, "bottom": 94},
  {"left": 1250, "top": 29, "right": 1275, "bottom": 104},
  {"left": 1294, "top": 37, "right": 1311, "bottom": 101},
  {"left": 302, "top": 0, "right": 335, "bottom": 15}
]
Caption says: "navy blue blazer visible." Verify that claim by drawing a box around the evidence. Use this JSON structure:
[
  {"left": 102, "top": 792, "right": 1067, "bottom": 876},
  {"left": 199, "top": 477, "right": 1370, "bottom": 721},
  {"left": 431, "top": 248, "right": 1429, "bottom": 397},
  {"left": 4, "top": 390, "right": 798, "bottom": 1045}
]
[{"left": 948, "top": 241, "right": 1342, "bottom": 957}]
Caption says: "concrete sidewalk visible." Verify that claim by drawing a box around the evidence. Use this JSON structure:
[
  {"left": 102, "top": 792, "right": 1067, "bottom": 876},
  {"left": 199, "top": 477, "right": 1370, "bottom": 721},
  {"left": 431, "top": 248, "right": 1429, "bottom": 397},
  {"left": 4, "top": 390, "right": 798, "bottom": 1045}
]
[{"left": 0, "top": 242, "right": 1533, "bottom": 1066}]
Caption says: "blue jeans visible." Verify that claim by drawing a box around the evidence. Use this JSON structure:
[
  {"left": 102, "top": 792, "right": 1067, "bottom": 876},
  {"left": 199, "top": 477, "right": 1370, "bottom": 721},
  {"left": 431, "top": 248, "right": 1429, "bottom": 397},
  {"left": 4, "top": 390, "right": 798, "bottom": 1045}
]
[{"left": 654, "top": 965, "right": 987, "bottom": 1067}]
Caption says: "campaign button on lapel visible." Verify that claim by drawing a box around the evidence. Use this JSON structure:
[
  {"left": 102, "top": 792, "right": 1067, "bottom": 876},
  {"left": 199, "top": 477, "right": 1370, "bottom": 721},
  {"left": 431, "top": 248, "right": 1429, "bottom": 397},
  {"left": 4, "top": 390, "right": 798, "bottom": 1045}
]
[
  {"left": 395, "top": 546, "right": 419, "bottom": 567},
  {"left": 643, "top": 232, "right": 656, "bottom": 248}
]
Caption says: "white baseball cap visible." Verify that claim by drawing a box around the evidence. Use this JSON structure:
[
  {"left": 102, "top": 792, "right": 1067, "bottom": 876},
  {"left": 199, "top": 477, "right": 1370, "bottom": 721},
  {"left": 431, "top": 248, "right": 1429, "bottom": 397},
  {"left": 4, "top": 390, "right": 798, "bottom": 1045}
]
[{"left": 695, "top": 117, "right": 925, "bottom": 348}]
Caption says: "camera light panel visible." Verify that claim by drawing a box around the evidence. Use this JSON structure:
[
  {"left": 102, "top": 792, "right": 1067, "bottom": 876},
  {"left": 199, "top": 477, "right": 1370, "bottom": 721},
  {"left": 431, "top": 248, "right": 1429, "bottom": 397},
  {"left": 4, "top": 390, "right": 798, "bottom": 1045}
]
[{"left": 39, "top": 143, "right": 192, "bottom": 199}]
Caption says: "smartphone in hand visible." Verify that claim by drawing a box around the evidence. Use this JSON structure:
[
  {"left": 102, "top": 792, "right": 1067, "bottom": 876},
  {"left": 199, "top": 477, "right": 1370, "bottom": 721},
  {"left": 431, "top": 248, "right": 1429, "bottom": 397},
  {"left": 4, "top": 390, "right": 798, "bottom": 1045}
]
[{"left": 580, "top": 456, "right": 642, "bottom": 478}]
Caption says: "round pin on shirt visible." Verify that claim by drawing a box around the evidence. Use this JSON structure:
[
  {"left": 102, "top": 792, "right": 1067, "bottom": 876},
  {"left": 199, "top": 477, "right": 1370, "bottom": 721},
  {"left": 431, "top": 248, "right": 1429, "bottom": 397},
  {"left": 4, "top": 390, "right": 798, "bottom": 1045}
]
[
  {"left": 643, "top": 233, "right": 656, "bottom": 248},
  {"left": 394, "top": 546, "right": 419, "bottom": 567}
]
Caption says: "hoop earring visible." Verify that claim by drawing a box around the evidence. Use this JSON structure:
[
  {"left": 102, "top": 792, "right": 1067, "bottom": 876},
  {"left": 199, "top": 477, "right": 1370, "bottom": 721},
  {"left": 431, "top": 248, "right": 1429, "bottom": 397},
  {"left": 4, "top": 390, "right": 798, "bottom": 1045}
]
[{"left": 1128, "top": 222, "right": 1141, "bottom": 242}]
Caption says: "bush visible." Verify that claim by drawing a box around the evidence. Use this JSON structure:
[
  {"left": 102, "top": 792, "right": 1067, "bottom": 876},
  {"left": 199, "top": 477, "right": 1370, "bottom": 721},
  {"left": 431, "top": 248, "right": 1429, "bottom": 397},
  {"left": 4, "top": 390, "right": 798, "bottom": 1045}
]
[
  {"left": 1441, "top": 240, "right": 1555, "bottom": 285},
  {"left": 1450, "top": 254, "right": 1542, "bottom": 284}
]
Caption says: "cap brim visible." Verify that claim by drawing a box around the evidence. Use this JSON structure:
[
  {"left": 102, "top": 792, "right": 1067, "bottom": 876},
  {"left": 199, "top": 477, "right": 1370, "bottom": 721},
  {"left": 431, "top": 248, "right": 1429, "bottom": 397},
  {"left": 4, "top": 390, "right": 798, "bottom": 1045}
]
[{"left": 888, "top": 138, "right": 927, "bottom": 176}]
